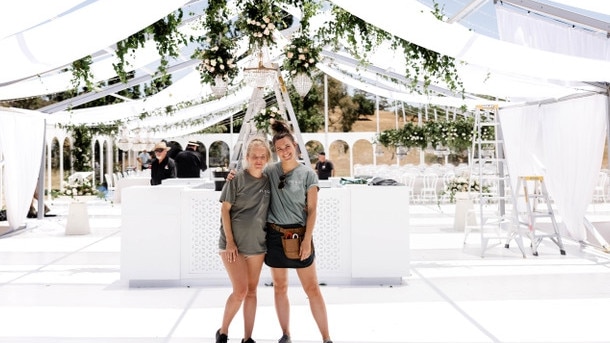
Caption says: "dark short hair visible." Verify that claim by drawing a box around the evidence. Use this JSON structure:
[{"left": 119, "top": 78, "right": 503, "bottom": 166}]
[{"left": 319, "top": 152, "right": 325, "bottom": 155}]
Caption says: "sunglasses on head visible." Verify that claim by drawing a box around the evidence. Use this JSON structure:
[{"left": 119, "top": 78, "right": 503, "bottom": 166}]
[{"left": 278, "top": 174, "right": 287, "bottom": 189}]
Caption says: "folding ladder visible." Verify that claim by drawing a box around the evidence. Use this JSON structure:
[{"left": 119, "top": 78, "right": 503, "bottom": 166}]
[
  {"left": 229, "top": 69, "right": 310, "bottom": 169},
  {"left": 465, "top": 105, "right": 525, "bottom": 257},
  {"left": 508, "top": 176, "right": 566, "bottom": 256}
]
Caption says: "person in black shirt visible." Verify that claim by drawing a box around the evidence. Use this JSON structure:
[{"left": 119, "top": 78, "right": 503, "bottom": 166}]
[
  {"left": 150, "top": 141, "right": 177, "bottom": 185},
  {"left": 175, "top": 141, "right": 206, "bottom": 178},
  {"left": 314, "top": 152, "right": 334, "bottom": 180}
]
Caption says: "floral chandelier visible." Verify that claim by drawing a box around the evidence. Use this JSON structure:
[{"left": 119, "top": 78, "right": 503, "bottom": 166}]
[{"left": 197, "top": 0, "right": 320, "bottom": 97}]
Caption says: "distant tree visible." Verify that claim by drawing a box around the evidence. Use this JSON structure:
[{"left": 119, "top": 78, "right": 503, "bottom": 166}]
[{"left": 353, "top": 90, "right": 375, "bottom": 117}]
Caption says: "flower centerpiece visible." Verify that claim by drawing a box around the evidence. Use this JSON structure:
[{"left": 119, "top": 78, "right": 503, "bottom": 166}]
[
  {"left": 250, "top": 106, "right": 282, "bottom": 132},
  {"left": 61, "top": 178, "right": 102, "bottom": 200},
  {"left": 441, "top": 177, "right": 490, "bottom": 203}
]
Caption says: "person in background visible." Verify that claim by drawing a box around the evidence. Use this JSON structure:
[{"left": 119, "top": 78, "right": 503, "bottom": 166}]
[
  {"left": 215, "top": 136, "right": 272, "bottom": 343},
  {"left": 137, "top": 150, "right": 151, "bottom": 170},
  {"left": 314, "top": 151, "right": 334, "bottom": 180},
  {"left": 175, "top": 141, "right": 206, "bottom": 178},
  {"left": 150, "top": 141, "right": 176, "bottom": 185}
]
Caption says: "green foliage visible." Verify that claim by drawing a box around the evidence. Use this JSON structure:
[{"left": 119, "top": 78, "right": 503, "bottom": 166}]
[
  {"left": 317, "top": 3, "right": 463, "bottom": 95},
  {"left": 196, "top": 0, "right": 239, "bottom": 86},
  {"left": 235, "top": 0, "right": 283, "bottom": 50},
  {"left": 376, "top": 116, "right": 476, "bottom": 152},
  {"left": 70, "top": 126, "right": 92, "bottom": 172}
]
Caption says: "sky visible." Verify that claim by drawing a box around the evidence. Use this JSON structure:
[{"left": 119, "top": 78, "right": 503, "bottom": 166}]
[{"left": 416, "top": 0, "right": 610, "bottom": 40}]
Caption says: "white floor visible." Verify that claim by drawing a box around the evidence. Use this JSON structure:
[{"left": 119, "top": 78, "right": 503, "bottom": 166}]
[{"left": 1, "top": 197, "right": 610, "bottom": 343}]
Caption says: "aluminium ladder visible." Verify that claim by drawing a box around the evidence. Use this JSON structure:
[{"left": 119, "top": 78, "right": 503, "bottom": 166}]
[
  {"left": 229, "top": 68, "right": 310, "bottom": 170},
  {"left": 464, "top": 105, "right": 525, "bottom": 257},
  {"left": 508, "top": 176, "right": 566, "bottom": 256}
]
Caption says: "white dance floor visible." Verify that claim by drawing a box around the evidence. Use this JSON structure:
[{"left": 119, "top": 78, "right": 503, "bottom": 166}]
[{"left": 1, "top": 196, "right": 609, "bottom": 343}]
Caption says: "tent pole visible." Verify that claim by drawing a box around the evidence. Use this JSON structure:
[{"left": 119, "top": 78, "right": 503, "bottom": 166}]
[
  {"left": 36, "top": 119, "right": 46, "bottom": 219},
  {"left": 606, "top": 83, "right": 610, "bottom": 170}
]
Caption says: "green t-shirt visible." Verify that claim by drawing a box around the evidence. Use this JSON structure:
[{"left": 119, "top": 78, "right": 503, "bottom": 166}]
[
  {"left": 218, "top": 169, "right": 270, "bottom": 255},
  {"left": 266, "top": 162, "right": 319, "bottom": 226}
]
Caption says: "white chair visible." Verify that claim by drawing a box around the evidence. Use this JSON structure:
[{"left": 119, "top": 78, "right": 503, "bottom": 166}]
[
  {"left": 400, "top": 172, "right": 418, "bottom": 203},
  {"left": 420, "top": 173, "right": 439, "bottom": 203},
  {"left": 104, "top": 173, "right": 115, "bottom": 190}
]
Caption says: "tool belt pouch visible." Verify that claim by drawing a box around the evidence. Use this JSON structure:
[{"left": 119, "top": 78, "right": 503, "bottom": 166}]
[{"left": 271, "top": 224, "right": 306, "bottom": 260}]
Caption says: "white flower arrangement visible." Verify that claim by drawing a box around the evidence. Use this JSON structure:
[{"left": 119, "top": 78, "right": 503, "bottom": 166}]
[
  {"left": 442, "top": 177, "right": 489, "bottom": 203},
  {"left": 251, "top": 106, "right": 282, "bottom": 132},
  {"left": 198, "top": 38, "right": 238, "bottom": 86},
  {"left": 283, "top": 35, "right": 321, "bottom": 76},
  {"left": 61, "top": 179, "right": 100, "bottom": 198},
  {"left": 237, "top": 0, "right": 280, "bottom": 50}
]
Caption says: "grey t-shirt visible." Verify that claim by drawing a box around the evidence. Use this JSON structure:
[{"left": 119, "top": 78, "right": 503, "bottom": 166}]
[
  {"left": 266, "top": 162, "right": 319, "bottom": 226},
  {"left": 218, "top": 169, "right": 270, "bottom": 255}
]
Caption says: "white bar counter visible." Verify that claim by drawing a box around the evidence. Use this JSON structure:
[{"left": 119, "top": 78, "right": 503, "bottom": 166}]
[{"left": 121, "top": 184, "right": 410, "bottom": 287}]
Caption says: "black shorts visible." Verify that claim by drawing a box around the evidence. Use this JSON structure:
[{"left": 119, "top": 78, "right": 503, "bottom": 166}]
[{"left": 264, "top": 224, "right": 315, "bottom": 268}]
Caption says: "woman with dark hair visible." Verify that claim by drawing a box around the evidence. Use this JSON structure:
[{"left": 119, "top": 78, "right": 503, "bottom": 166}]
[{"left": 264, "top": 121, "right": 332, "bottom": 343}]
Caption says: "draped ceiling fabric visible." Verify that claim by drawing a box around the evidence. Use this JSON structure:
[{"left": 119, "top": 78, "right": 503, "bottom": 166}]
[
  {"left": 0, "top": 0, "right": 191, "bottom": 85},
  {"left": 328, "top": 0, "right": 610, "bottom": 82},
  {"left": 0, "top": 108, "right": 45, "bottom": 231}
]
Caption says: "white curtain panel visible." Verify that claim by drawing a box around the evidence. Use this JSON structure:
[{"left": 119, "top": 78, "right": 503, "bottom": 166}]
[
  {"left": 0, "top": 109, "right": 45, "bottom": 231},
  {"left": 540, "top": 95, "right": 607, "bottom": 240},
  {"left": 500, "top": 94, "right": 607, "bottom": 240},
  {"left": 496, "top": 6, "right": 610, "bottom": 61}
]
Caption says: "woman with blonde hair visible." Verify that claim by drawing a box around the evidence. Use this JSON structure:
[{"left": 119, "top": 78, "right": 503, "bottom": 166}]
[{"left": 215, "top": 136, "right": 272, "bottom": 343}]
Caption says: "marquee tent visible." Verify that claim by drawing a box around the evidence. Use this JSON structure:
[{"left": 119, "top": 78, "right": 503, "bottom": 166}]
[{"left": 1, "top": 0, "right": 610, "bottom": 242}]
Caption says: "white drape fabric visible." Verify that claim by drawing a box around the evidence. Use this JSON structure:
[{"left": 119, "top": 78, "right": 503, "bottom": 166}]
[
  {"left": 0, "top": 0, "right": 190, "bottom": 84},
  {"left": 499, "top": 94, "right": 608, "bottom": 240},
  {"left": 0, "top": 109, "right": 45, "bottom": 231},
  {"left": 328, "top": 0, "right": 610, "bottom": 82},
  {"left": 496, "top": 5, "right": 610, "bottom": 61}
]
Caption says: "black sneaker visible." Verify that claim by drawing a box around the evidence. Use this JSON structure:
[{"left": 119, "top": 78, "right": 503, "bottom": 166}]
[
  {"left": 278, "top": 335, "right": 291, "bottom": 343},
  {"left": 241, "top": 338, "right": 255, "bottom": 343},
  {"left": 216, "top": 329, "right": 228, "bottom": 343}
]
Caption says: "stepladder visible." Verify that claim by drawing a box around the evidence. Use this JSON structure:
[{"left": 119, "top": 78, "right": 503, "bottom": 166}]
[
  {"left": 508, "top": 176, "right": 566, "bottom": 256},
  {"left": 465, "top": 105, "right": 522, "bottom": 257},
  {"left": 229, "top": 72, "right": 310, "bottom": 170}
]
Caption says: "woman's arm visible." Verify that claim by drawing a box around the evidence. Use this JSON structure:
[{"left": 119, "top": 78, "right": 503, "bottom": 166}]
[
  {"left": 301, "top": 186, "right": 318, "bottom": 260},
  {"left": 220, "top": 201, "right": 237, "bottom": 262}
]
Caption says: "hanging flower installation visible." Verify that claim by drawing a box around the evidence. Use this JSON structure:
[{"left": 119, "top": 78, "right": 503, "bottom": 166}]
[
  {"left": 197, "top": 0, "right": 238, "bottom": 97},
  {"left": 283, "top": 34, "right": 321, "bottom": 97},
  {"left": 199, "top": 40, "right": 238, "bottom": 96},
  {"left": 236, "top": 0, "right": 280, "bottom": 51}
]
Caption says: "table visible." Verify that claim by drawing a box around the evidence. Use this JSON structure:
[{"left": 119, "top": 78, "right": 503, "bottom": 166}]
[{"left": 121, "top": 184, "right": 410, "bottom": 287}]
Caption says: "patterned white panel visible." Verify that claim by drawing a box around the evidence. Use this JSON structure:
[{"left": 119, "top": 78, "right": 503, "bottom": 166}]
[
  {"left": 184, "top": 192, "right": 224, "bottom": 274},
  {"left": 315, "top": 196, "right": 344, "bottom": 272}
]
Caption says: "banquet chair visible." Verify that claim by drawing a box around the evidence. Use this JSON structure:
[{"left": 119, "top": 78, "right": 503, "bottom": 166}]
[
  {"left": 104, "top": 173, "right": 115, "bottom": 191},
  {"left": 420, "top": 173, "right": 439, "bottom": 203},
  {"left": 400, "top": 172, "right": 418, "bottom": 203}
]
